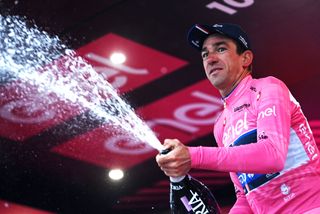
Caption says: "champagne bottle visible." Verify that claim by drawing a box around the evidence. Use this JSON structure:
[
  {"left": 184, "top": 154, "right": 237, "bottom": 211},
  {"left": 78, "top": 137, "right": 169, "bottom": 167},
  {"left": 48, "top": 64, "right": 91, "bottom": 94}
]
[
  {"left": 161, "top": 149, "right": 220, "bottom": 214},
  {"left": 169, "top": 175, "right": 220, "bottom": 214}
]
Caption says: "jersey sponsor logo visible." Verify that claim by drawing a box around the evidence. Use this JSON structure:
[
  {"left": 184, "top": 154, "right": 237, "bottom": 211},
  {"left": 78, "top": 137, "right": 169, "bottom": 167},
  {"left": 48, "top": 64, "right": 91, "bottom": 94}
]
[
  {"left": 238, "top": 172, "right": 279, "bottom": 194},
  {"left": 266, "top": 173, "right": 275, "bottom": 178},
  {"left": 231, "top": 129, "right": 257, "bottom": 147},
  {"left": 299, "top": 123, "right": 319, "bottom": 160},
  {"left": 280, "top": 183, "right": 290, "bottom": 195},
  {"left": 238, "top": 173, "right": 254, "bottom": 184},
  {"left": 258, "top": 131, "right": 268, "bottom": 140},
  {"left": 280, "top": 183, "right": 296, "bottom": 202},
  {"left": 223, "top": 112, "right": 248, "bottom": 145},
  {"left": 238, "top": 173, "right": 247, "bottom": 184},
  {"left": 250, "top": 86, "right": 257, "bottom": 92},
  {"left": 258, "top": 105, "right": 276, "bottom": 119},
  {"left": 230, "top": 129, "right": 281, "bottom": 194},
  {"left": 233, "top": 103, "right": 250, "bottom": 112}
]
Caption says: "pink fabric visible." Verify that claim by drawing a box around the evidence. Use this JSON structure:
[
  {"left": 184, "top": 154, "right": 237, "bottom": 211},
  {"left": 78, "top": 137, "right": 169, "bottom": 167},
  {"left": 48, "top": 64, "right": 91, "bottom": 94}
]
[
  {"left": 303, "top": 207, "right": 320, "bottom": 214},
  {"left": 188, "top": 75, "right": 320, "bottom": 213}
]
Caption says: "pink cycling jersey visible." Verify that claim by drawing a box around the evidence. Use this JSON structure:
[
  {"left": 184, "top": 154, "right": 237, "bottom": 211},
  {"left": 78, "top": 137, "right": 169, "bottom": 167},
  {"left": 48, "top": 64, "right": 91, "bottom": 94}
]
[{"left": 189, "top": 75, "right": 320, "bottom": 213}]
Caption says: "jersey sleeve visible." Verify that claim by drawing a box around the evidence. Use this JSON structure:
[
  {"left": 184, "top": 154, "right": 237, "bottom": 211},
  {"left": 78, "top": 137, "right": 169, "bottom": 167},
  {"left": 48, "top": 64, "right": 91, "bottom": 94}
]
[
  {"left": 188, "top": 78, "right": 291, "bottom": 174},
  {"left": 229, "top": 196, "right": 253, "bottom": 214}
]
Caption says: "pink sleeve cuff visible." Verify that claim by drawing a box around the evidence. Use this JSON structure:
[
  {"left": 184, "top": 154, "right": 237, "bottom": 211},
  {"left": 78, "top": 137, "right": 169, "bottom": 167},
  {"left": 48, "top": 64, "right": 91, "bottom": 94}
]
[{"left": 188, "top": 146, "right": 203, "bottom": 168}]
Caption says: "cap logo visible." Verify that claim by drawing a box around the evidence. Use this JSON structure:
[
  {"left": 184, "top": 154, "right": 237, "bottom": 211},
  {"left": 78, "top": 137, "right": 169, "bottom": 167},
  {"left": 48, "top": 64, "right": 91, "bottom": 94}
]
[
  {"left": 238, "top": 35, "right": 248, "bottom": 48},
  {"left": 213, "top": 24, "right": 223, "bottom": 28},
  {"left": 195, "top": 25, "right": 209, "bottom": 34},
  {"left": 191, "top": 40, "right": 200, "bottom": 48}
]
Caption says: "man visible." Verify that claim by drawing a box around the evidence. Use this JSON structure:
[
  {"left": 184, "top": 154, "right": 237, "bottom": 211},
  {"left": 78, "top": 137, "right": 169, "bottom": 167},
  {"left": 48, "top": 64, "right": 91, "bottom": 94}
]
[{"left": 156, "top": 23, "right": 320, "bottom": 213}]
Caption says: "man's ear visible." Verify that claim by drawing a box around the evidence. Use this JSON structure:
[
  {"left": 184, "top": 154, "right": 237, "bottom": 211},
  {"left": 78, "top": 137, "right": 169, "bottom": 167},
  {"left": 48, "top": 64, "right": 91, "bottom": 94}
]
[{"left": 242, "top": 50, "right": 253, "bottom": 67}]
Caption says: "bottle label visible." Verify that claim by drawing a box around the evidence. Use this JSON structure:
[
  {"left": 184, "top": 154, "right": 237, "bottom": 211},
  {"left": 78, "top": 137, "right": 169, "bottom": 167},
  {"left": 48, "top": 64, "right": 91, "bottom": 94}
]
[
  {"left": 179, "top": 190, "right": 209, "bottom": 214},
  {"left": 180, "top": 196, "right": 192, "bottom": 212},
  {"left": 171, "top": 183, "right": 184, "bottom": 190}
]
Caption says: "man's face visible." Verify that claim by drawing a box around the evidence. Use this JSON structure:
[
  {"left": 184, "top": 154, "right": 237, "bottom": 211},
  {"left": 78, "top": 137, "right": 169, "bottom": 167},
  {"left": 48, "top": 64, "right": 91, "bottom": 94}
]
[{"left": 201, "top": 34, "right": 248, "bottom": 96}]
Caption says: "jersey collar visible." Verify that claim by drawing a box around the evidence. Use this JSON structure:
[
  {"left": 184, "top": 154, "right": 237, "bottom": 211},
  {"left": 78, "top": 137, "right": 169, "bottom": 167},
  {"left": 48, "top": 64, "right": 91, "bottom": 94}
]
[{"left": 222, "top": 75, "right": 252, "bottom": 109}]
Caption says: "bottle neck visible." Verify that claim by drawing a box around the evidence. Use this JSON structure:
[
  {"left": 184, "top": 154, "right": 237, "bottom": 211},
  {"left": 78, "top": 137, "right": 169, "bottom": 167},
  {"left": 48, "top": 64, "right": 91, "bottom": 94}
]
[{"left": 170, "top": 175, "right": 186, "bottom": 183}]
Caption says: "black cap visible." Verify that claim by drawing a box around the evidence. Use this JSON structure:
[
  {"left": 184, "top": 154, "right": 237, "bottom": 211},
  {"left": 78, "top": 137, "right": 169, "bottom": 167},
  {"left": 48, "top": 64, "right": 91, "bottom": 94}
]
[{"left": 187, "top": 23, "right": 251, "bottom": 51}]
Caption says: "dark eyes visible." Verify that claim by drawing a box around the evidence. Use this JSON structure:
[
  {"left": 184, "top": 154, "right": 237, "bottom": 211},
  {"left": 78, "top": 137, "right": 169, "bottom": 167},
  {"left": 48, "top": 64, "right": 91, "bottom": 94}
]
[
  {"left": 201, "top": 52, "right": 208, "bottom": 59},
  {"left": 201, "top": 47, "right": 227, "bottom": 59},
  {"left": 217, "top": 47, "right": 226, "bottom": 52}
]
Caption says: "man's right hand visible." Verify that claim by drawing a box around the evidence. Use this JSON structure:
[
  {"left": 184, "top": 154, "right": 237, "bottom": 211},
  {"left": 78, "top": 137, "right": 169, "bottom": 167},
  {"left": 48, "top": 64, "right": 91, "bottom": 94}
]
[{"left": 156, "top": 139, "right": 191, "bottom": 177}]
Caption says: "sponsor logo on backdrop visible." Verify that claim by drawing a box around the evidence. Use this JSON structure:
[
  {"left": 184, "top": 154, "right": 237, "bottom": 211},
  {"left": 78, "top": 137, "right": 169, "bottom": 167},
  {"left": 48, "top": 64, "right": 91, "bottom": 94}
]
[
  {"left": 77, "top": 33, "right": 187, "bottom": 93},
  {"left": 52, "top": 80, "right": 223, "bottom": 168},
  {"left": 104, "top": 134, "right": 154, "bottom": 155},
  {"left": 206, "top": 0, "right": 254, "bottom": 15},
  {"left": 147, "top": 90, "right": 221, "bottom": 134},
  {"left": 103, "top": 89, "right": 222, "bottom": 156},
  {"left": 0, "top": 99, "right": 55, "bottom": 124},
  {"left": 0, "top": 33, "right": 187, "bottom": 142},
  {"left": 85, "top": 53, "right": 148, "bottom": 90}
]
